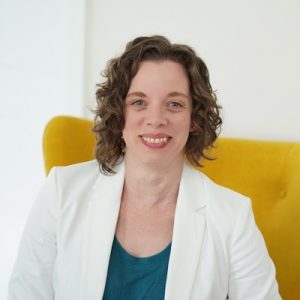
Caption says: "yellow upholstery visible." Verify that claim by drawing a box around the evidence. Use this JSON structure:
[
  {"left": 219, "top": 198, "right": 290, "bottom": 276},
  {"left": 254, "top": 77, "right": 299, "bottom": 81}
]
[
  {"left": 43, "top": 115, "right": 300, "bottom": 300},
  {"left": 43, "top": 116, "right": 96, "bottom": 173}
]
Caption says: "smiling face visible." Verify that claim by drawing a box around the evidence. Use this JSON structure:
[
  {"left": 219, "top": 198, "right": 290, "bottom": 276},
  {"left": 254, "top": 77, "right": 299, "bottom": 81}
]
[{"left": 122, "top": 60, "right": 193, "bottom": 168}]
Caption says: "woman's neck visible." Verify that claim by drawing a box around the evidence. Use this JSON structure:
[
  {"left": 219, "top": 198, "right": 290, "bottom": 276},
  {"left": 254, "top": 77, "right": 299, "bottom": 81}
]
[{"left": 123, "top": 156, "right": 184, "bottom": 206}]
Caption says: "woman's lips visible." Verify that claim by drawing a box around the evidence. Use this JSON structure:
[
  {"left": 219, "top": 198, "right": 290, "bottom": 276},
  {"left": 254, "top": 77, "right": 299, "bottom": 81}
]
[{"left": 139, "top": 135, "right": 171, "bottom": 148}]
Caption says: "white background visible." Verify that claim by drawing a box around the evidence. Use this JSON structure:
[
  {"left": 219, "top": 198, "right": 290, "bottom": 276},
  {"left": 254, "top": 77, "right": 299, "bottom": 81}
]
[
  {"left": 1, "top": 0, "right": 299, "bottom": 298},
  {"left": 0, "top": 0, "right": 85, "bottom": 298}
]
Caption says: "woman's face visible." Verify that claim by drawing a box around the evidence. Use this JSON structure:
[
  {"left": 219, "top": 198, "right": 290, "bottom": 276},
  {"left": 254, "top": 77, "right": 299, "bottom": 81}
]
[{"left": 123, "top": 60, "right": 193, "bottom": 168}]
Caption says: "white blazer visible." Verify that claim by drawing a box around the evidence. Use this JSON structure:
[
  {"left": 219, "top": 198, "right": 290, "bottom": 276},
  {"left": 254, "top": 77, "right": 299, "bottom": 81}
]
[{"left": 8, "top": 160, "right": 281, "bottom": 300}]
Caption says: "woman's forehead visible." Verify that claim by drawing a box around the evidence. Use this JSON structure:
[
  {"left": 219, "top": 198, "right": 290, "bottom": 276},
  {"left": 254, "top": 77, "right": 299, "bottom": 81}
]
[{"left": 128, "top": 60, "right": 190, "bottom": 95}]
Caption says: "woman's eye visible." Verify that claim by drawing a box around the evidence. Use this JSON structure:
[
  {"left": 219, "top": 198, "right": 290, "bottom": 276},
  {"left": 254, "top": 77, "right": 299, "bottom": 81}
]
[
  {"left": 168, "top": 101, "right": 183, "bottom": 109},
  {"left": 132, "top": 99, "right": 145, "bottom": 106}
]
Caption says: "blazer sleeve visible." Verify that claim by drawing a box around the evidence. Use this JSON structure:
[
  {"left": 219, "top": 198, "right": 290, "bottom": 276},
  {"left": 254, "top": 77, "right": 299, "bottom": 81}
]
[
  {"left": 7, "top": 168, "right": 59, "bottom": 300},
  {"left": 228, "top": 198, "right": 281, "bottom": 300}
]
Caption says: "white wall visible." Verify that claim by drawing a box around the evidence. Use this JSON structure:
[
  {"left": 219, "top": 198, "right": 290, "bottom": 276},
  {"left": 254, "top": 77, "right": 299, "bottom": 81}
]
[
  {"left": 84, "top": 0, "right": 300, "bottom": 142},
  {"left": 0, "top": 0, "right": 86, "bottom": 298}
]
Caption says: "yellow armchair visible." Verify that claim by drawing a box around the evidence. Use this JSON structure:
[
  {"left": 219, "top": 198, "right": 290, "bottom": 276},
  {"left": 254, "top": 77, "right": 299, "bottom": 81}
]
[
  {"left": 43, "top": 115, "right": 96, "bottom": 173},
  {"left": 43, "top": 115, "right": 300, "bottom": 300}
]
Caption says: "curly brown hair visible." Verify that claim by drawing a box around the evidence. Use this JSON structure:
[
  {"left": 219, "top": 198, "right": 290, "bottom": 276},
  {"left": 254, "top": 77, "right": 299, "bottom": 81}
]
[{"left": 93, "top": 35, "right": 222, "bottom": 174}]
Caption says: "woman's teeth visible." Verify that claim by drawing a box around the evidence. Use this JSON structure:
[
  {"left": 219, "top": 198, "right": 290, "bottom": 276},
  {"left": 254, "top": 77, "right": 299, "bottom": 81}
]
[{"left": 142, "top": 136, "right": 169, "bottom": 143}]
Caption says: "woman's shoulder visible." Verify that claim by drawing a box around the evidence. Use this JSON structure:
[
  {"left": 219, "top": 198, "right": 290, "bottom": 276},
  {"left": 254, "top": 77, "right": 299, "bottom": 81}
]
[
  {"left": 185, "top": 162, "right": 251, "bottom": 215},
  {"left": 51, "top": 159, "right": 99, "bottom": 179},
  {"left": 203, "top": 173, "right": 250, "bottom": 207},
  {"left": 46, "top": 160, "right": 101, "bottom": 194}
]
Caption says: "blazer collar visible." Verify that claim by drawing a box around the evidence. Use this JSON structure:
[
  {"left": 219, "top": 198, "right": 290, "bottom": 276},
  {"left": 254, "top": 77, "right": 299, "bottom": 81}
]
[
  {"left": 80, "top": 161, "right": 207, "bottom": 300},
  {"left": 164, "top": 162, "right": 207, "bottom": 300},
  {"left": 80, "top": 162, "right": 125, "bottom": 300}
]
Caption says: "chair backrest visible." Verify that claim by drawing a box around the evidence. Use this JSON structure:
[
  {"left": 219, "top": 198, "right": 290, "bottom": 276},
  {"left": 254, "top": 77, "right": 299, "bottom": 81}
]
[
  {"left": 43, "top": 115, "right": 300, "bottom": 300},
  {"left": 43, "top": 116, "right": 96, "bottom": 174}
]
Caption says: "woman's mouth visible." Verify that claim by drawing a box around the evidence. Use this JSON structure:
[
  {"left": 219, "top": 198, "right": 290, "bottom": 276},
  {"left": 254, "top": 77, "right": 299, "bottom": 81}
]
[
  {"left": 139, "top": 135, "right": 171, "bottom": 148},
  {"left": 142, "top": 136, "right": 169, "bottom": 143}
]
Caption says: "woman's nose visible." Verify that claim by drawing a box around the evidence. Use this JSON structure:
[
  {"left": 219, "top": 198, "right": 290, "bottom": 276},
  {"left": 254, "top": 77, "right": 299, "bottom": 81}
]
[{"left": 146, "top": 106, "right": 168, "bottom": 128}]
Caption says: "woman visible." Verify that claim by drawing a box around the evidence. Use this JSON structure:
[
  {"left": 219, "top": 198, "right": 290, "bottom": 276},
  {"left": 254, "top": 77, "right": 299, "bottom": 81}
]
[{"left": 8, "top": 36, "right": 281, "bottom": 299}]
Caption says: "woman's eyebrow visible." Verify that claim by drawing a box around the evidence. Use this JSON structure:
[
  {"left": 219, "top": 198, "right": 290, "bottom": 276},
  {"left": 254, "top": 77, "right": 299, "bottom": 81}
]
[
  {"left": 127, "top": 91, "right": 190, "bottom": 99},
  {"left": 167, "top": 91, "right": 190, "bottom": 99},
  {"left": 126, "top": 91, "right": 147, "bottom": 98}
]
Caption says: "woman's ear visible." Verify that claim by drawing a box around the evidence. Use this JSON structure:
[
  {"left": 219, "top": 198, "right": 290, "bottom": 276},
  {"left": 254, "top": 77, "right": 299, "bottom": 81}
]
[{"left": 189, "top": 123, "right": 196, "bottom": 133}]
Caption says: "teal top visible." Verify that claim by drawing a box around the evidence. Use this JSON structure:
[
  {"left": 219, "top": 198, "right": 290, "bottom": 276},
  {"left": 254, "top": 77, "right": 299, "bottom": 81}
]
[{"left": 103, "top": 237, "right": 171, "bottom": 300}]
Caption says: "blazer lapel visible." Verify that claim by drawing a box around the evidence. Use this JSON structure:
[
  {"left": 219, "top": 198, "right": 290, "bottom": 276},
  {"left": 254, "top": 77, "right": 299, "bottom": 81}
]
[
  {"left": 80, "top": 162, "right": 125, "bottom": 300},
  {"left": 164, "top": 163, "right": 207, "bottom": 300}
]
